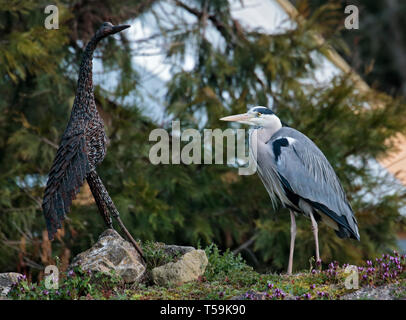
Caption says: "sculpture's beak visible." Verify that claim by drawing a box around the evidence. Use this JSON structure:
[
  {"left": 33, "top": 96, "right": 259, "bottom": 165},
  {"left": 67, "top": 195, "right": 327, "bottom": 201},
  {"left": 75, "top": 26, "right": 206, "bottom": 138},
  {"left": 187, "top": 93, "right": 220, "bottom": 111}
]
[
  {"left": 220, "top": 113, "right": 253, "bottom": 123},
  {"left": 112, "top": 24, "right": 131, "bottom": 34}
]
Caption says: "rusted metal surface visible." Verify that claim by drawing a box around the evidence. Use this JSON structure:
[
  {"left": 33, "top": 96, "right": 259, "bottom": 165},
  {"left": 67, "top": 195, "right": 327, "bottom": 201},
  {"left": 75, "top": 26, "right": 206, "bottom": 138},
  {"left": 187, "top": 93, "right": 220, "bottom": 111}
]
[{"left": 42, "top": 23, "right": 144, "bottom": 260}]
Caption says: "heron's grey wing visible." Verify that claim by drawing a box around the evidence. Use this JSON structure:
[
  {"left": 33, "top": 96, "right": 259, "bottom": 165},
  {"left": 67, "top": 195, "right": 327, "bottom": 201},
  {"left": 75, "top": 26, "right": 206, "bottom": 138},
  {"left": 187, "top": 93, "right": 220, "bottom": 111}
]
[{"left": 268, "top": 130, "right": 359, "bottom": 240}]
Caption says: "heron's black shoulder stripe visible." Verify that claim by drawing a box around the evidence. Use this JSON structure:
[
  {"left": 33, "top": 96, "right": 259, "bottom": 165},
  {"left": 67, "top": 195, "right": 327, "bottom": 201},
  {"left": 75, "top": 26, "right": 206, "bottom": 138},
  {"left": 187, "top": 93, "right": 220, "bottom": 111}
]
[{"left": 272, "top": 138, "right": 289, "bottom": 162}]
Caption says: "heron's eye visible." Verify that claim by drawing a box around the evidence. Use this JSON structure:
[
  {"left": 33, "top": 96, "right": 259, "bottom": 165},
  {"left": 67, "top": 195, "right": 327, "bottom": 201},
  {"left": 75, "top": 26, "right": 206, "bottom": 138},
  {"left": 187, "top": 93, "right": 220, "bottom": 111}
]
[{"left": 257, "top": 112, "right": 262, "bottom": 117}]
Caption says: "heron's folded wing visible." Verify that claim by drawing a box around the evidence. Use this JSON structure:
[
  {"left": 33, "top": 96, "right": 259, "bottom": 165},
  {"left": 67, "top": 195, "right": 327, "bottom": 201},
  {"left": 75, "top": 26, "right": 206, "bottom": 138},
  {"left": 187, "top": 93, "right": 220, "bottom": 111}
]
[
  {"left": 269, "top": 135, "right": 359, "bottom": 239},
  {"left": 42, "top": 133, "right": 90, "bottom": 240}
]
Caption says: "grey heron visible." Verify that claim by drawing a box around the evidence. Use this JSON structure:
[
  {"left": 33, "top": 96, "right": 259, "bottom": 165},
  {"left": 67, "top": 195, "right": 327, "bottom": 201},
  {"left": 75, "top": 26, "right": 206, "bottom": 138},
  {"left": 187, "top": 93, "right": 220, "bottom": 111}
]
[{"left": 220, "top": 106, "right": 360, "bottom": 274}]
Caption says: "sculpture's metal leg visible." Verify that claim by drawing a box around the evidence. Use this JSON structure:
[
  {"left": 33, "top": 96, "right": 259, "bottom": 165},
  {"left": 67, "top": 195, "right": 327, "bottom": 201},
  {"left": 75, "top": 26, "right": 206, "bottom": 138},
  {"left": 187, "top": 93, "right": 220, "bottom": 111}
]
[
  {"left": 86, "top": 170, "right": 145, "bottom": 262},
  {"left": 309, "top": 211, "right": 320, "bottom": 263},
  {"left": 87, "top": 177, "right": 113, "bottom": 229},
  {"left": 287, "top": 210, "right": 296, "bottom": 275}
]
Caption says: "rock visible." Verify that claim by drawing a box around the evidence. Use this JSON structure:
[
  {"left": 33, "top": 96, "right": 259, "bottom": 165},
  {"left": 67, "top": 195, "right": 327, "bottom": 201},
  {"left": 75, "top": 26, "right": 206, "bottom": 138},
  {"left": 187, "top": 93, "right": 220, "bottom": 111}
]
[
  {"left": 162, "top": 244, "right": 195, "bottom": 257},
  {"left": 151, "top": 249, "right": 208, "bottom": 286},
  {"left": 230, "top": 290, "right": 268, "bottom": 300},
  {"left": 341, "top": 284, "right": 404, "bottom": 300},
  {"left": 69, "top": 229, "right": 146, "bottom": 283},
  {"left": 0, "top": 272, "right": 23, "bottom": 296}
]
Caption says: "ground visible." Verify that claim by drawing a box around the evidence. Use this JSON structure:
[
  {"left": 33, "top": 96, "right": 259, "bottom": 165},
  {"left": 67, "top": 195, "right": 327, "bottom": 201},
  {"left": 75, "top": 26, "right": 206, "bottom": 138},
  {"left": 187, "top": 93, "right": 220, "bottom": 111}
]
[{"left": 5, "top": 243, "right": 406, "bottom": 300}]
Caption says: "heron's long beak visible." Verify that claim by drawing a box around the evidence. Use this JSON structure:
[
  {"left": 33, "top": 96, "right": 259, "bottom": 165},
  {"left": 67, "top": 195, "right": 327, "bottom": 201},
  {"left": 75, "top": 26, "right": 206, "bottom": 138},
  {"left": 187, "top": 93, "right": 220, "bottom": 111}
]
[
  {"left": 112, "top": 24, "right": 131, "bottom": 34},
  {"left": 220, "top": 113, "right": 252, "bottom": 123}
]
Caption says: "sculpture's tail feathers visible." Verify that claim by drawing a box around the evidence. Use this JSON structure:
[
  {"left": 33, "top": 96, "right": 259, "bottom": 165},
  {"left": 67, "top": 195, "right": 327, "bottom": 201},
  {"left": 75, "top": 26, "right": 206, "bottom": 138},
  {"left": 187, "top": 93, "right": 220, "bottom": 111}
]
[{"left": 42, "top": 135, "right": 90, "bottom": 240}]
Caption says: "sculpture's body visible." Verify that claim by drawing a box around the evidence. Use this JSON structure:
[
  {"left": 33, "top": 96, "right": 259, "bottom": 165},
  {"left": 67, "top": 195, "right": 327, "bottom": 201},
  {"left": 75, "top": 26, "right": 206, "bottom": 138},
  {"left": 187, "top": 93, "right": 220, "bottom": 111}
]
[{"left": 42, "top": 22, "right": 144, "bottom": 259}]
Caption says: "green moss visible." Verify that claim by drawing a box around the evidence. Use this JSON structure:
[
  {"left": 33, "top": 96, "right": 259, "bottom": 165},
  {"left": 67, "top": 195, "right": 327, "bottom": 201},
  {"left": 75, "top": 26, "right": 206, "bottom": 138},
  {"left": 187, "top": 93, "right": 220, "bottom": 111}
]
[{"left": 6, "top": 245, "right": 405, "bottom": 300}]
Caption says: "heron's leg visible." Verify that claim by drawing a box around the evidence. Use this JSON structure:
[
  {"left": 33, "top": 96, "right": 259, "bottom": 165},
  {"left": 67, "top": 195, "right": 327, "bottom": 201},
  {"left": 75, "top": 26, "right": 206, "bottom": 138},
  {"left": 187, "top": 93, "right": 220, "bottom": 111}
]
[
  {"left": 287, "top": 210, "right": 296, "bottom": 275},
  {"left": 86, "top": 170, "right": 145, "bottom": 263},
  {"left": 309, "top": 211, "right": 320, "bottom": 263}
]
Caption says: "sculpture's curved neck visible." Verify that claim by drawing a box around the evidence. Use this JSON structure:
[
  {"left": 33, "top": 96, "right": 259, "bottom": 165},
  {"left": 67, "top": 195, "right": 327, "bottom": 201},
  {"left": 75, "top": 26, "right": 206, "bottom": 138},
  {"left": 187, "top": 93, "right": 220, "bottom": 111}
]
[{"left": 72, "top": 35, "right": 101, "bottom": 119}]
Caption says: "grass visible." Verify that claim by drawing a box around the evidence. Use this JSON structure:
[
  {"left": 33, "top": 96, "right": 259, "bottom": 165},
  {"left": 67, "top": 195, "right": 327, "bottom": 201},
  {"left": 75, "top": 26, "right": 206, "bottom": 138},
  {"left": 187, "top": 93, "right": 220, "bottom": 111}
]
[{"left": 6, "top": 244, "right": 406, "bottom": 300}]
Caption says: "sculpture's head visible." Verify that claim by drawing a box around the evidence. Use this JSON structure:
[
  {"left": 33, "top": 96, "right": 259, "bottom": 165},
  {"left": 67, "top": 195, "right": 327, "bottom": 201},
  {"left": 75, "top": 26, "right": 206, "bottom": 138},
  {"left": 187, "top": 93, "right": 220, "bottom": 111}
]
[{"left": 95, "top": 22, "right": 130, "bottom": 40}]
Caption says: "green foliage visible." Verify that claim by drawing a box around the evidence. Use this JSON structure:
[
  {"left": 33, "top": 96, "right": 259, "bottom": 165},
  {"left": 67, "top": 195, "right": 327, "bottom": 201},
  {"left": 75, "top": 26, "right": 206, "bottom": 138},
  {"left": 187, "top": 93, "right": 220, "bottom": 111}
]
[
  {"left": 7, "top": 266, "right": 123, "bottom": 300},
  {"left": 204, "top": 243, "right": 253, "bottom": 282},
  {"left": 141, "top": 241, "right": 182, "bottom": 271}
]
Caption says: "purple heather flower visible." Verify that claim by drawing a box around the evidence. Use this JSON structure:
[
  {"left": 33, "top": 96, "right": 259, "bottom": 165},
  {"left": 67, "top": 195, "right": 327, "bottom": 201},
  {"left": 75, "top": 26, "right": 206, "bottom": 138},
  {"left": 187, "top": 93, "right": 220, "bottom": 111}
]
[
  {"left": 17, "top": 274, "right": 26, "bottom": 281},
  {"left": 316, "top": 260, "right": 322, "bottom": 266},
  {"left": 310, "top": 284, "right": 315, "bottom": 290},
  {"left": 311, "top": 269, "right": 316, "bottom": 275},
  {"left": 362, "top": 275, "right": 368, "bottom": 280},
  {"left": 68, "top": 270, "right": 75, "bottom": 277},
  {"left": 366, "top": 260, "right": 372, "bottom": 266},
  {"left": 42, "top": 290, "right": 49, "bottom": 295},
  {"left": 218, "top": 291, "right": 224, "bottom": 298},
  {"left": 267, "top": 283, "right": 274, "bottom": 289}
]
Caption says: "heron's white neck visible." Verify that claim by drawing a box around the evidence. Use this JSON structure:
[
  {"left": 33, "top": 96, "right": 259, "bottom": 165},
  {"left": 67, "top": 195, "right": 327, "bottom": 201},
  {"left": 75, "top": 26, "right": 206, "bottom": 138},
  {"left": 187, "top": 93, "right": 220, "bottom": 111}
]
[{"left": 255, "top": 114, "right": 282, "bottom": 138}]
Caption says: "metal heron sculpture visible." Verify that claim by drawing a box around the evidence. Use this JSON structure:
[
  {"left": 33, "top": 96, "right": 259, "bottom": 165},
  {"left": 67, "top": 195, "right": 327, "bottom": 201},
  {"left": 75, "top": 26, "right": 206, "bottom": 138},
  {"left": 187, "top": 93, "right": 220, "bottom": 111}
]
[
  {"left": 221, "top": 106, "right": 360, "bottom": 274},
  {"left": 42, "top": 22, "right": 144, "bottom": 260}
]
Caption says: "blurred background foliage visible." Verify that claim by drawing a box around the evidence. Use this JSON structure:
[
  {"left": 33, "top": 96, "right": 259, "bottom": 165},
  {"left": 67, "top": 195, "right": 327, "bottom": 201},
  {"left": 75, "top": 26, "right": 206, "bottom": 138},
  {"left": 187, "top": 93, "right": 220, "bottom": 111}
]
[{"left": 0, "top": 0, "right": 406, "bottom": 279}]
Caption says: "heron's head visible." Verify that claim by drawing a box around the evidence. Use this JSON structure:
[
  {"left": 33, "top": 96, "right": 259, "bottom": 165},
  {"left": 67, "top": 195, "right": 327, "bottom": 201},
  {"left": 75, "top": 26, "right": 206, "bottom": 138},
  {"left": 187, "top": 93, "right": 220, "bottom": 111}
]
[
  {"left": 220, "top": 106, "right": 281, "bottom": 129},
  {"left": 95, "top": 22, "right": 130, "bottom": 40}
]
